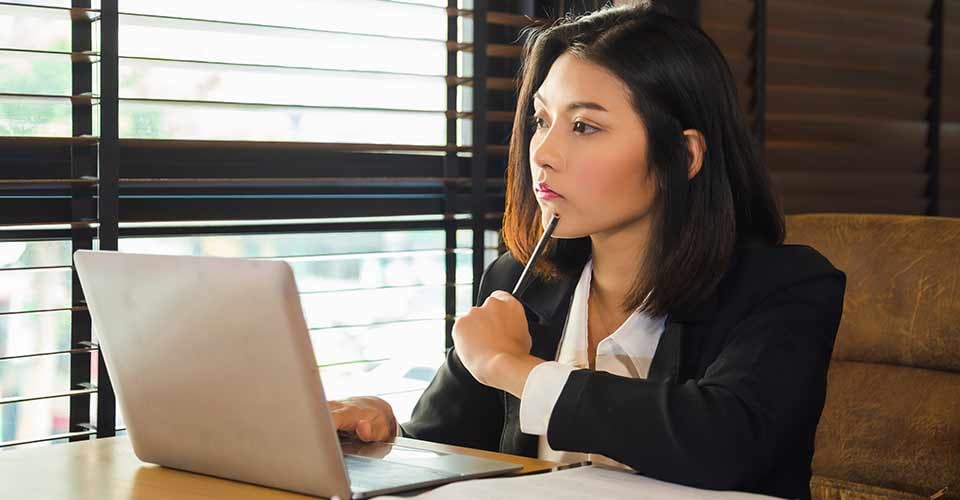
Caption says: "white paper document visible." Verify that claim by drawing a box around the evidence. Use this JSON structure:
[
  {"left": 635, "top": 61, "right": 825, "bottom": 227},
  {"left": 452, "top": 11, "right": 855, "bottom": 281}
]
[{"left": 377, "top": 465, "right": 785, "bottom": 500}]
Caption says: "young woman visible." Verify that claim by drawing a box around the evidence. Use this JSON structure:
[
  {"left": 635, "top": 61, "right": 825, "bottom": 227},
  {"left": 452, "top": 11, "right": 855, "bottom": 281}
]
[{"left": 330, "top": 3, "right": 845, "bottom": 499}]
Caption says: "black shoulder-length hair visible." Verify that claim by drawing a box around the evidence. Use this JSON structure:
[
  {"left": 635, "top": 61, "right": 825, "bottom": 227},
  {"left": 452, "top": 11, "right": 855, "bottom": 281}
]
[{"left": 501, "top": 1, "right": 785, "bottom": 317}]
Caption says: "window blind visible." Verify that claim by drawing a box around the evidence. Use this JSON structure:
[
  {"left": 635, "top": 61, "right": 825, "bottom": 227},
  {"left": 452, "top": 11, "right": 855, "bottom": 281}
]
[
  {"left": 0, "top": 0, "right": 547, "bottom": 449},
  {"left": 0, "top": 0, "right": 100, "bottom": 449}
]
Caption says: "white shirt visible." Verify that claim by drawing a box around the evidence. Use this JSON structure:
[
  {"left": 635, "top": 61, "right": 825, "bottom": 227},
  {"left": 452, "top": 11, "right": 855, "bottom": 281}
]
[{"left": 518, "top": 258, "right": 667, "bottom": 468}]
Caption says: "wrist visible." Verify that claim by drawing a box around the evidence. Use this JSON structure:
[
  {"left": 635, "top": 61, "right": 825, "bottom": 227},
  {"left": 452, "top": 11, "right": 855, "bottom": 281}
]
[{"left": 488, "top": 353, "right": 544, "bottom": 398}]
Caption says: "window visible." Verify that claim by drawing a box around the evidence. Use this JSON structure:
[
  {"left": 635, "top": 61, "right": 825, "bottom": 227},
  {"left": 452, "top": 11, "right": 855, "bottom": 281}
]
[
  {"left": 112, "top": 227, "right": 499, "bottom": 423},
  {"left": 1, "top": 0, "right": 540, "bottom": 449}
]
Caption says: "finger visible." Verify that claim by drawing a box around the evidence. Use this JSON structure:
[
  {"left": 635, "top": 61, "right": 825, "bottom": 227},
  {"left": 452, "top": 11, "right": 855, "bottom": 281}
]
[
  {"left": 356, "top": 418, "right": 387, "bottom": 442},
  {"left": 487, "top": 291, "right": 524, "bottom": 315},
  {"left": 481, "top": 295, "right": 504, "bottom": 309},
  {"left": 451, "top": 316, "right": 471, "bottom": 340},
  {"left": 355, "top": 419, "right": 374, "bottom": 442},
  {"left": 489, "top": 290, "right": 519, "bottom": 306},
  {"left": 359, "top": 413, "right": 392, "bottom": 442},
  {"left": 331, "top": 408, "right": 359, "bottom": 432},
  {"left": 330, "top": 411, "right": 346, "bottom": 430},
  {"left": 330, "top": 412, "right": 343, "bottom": 430}
]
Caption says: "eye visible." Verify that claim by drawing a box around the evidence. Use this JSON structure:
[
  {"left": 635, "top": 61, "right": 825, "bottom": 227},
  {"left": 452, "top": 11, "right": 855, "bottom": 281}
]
[
  {"left": 573, "top": 120, "right": 600, "bottom": 135},
  {"left": 528, "top": 114, "right": 546, "bottom": 132}
]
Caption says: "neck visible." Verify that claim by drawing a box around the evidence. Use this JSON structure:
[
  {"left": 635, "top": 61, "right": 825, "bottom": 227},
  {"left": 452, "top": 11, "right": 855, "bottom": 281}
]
[{"left": 589, "top": 215, "right": 652, "bottom": 314}]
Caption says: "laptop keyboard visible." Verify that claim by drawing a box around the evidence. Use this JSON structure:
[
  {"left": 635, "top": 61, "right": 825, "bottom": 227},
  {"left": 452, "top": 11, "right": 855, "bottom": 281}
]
[{"left": 343, "top": 454, "right": 458, "bottom": 493}]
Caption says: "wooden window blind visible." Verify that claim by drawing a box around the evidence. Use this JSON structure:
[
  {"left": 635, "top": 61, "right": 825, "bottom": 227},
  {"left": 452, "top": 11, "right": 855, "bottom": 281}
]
[{"left": 703, "top": 0, "right": 948, "bottom": 216}]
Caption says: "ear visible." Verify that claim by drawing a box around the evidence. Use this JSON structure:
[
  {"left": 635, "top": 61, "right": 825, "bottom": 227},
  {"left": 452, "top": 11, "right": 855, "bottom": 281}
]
[{"left": 682, "top": 129, "right": 707, "bottom": 180}]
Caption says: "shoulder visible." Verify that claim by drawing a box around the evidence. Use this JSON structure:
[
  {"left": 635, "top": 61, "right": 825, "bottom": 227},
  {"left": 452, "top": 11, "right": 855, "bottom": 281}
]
[
  {"left": 486, "top": 251, "right": 524, "bottom": 277},
  {"left": 717, "top": 242, "right": 846, "bottom": 313},
  {"left": 732, "top": 243, "right": 842, "bottom": 281}
]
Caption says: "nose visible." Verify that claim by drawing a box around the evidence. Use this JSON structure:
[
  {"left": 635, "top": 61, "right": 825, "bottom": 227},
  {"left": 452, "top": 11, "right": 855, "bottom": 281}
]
[{"left": 529, "top": 125, "right": 562, "bottom": 174}]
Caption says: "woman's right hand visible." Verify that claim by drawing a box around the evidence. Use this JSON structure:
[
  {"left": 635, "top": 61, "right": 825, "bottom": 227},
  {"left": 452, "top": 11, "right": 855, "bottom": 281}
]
[{"left": 329, "top": 396, "right": 398, "bottom": 443}]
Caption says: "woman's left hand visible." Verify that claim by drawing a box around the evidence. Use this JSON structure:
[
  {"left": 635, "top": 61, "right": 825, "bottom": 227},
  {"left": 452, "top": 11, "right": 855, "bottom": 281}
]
[{"left": 452, "top": 290, "right": 534, "bottom": 389}]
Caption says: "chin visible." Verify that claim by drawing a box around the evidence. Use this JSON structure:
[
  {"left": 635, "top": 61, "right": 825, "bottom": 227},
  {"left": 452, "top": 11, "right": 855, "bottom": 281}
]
[
  {"left": 548, "top": 216, "right": 636, "bottom": 240},
  {"left": 538, "top": 211, "right": 581, "bottom": 239},
  {"left": 547, "top": 221, "right": 592, "bottom": 240}
]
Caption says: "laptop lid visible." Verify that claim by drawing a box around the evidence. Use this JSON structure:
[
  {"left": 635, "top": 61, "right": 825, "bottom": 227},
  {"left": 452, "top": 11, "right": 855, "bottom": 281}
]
[{"left": 74, "top": 250, "right": 352, "bottom": 499}]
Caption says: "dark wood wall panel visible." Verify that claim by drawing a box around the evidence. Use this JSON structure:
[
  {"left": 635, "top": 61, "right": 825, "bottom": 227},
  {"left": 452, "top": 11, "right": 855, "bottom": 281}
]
[
  {"left": 942, "top": 0, "right": 960, "bottom": 216},
  {"left": 766, "top": 60, "right": 927, "bottom": 96},
  {"left": 703, "top": 0, "right": 938, "bottom": 216},
  {"left": 700, "top": 0, "right": 756, "bottom": 127},
  {"left": 772, "top": 0, "right": 929, "bottom": 18},
  {"left": 765, "top": 117, "right": 927, "bottom": 149},
  {"left": 780, "top": 195, "right": 929, "bottom": 215},
  {"left": 766, "top": 32, "right": 926, "bottom": 75},
  {"left": 765, "top": 141, "right": 926, "bottom": 173},
  {"left": 765, "top": 87, "right": 927, "bottom": 122},
  {"left": 763, "top": 0, "right": 931, "bottom": 215},
  {"left": 767, "top": 0, "right": 928, "bottom": 41}
]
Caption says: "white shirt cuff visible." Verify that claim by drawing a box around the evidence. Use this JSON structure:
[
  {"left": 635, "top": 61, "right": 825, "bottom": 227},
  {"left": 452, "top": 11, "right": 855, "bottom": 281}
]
[{"left": 519, "top": 361, "right": 576, "bottom": 436}]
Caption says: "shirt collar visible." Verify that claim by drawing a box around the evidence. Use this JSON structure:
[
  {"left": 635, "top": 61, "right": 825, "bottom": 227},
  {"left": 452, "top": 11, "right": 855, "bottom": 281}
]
[
  {"left": 557, "top": 259, "right": 668, "bottom": 368},
  {"left": 520, "top": 255, "right": 719, "bottom": 326}
]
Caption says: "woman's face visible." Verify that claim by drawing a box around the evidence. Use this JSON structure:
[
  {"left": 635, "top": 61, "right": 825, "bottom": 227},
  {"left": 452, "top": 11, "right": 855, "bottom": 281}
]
[{"left": 529, "top": 51, "right": 657, "bottom": 240}]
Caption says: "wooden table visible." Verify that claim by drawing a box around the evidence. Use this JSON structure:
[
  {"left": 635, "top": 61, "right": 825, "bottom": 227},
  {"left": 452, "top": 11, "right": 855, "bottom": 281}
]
[{"left": 0, "top": 436, "right": 558, "bottom": 499}]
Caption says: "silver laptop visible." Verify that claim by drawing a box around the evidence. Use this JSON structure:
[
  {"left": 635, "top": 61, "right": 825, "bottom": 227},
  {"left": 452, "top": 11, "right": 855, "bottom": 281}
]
[{"left": 74, "top": 250, "right": 521, "bottom": 499}]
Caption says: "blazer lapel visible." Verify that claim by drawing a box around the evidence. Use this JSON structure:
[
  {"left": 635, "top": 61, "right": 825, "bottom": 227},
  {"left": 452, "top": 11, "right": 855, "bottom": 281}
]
[
  {"left": 647, "top": 319, "right": 684, "bottom": 382},
  {"left": 656, "top": 285, "right": 720, "bottom": 381}
]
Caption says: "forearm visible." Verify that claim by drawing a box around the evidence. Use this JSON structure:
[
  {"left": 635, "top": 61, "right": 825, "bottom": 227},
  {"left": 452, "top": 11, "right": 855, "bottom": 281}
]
[
  {"left": 403, "top": 347, "right": 505, "bottom": 451},
  {"left": 547, "top": 370, "right": 767, "bottom": 489}
]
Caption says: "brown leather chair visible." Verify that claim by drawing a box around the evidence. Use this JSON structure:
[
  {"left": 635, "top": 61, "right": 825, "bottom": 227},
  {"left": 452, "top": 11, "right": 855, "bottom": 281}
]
[{"left": 785, "top": 214, "right": 960, "bottom": 500}]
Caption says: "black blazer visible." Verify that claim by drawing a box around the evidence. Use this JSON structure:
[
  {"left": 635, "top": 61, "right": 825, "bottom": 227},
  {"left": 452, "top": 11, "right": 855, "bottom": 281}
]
[{"left": 401, "top": 241, "right": 846, "bottom": 500}]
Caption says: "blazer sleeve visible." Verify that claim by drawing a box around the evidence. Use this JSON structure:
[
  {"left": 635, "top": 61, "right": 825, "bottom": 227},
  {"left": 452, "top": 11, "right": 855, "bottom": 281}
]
[
  {"left": 398, "top": 258, "right": 505, "bottom": 452},
  {"left": 545, "top": 269, "right": 846, "bottom": 490}
]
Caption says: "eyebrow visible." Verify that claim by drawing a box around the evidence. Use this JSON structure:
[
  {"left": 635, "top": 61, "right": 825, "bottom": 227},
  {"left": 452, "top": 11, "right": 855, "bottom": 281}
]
[{"left": 533, "top": 92, "right": 608, "bottom": 112}]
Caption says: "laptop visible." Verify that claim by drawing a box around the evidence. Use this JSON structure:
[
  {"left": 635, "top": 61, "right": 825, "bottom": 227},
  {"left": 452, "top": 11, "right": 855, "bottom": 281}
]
[{"left": 74, "top": 250, "right": 521, "bottom": 499}]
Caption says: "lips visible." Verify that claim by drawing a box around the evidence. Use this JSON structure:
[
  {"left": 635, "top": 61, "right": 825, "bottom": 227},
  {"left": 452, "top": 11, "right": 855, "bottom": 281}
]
[{"left": 535, "top": 182, "right": 562, "bottom": 199}]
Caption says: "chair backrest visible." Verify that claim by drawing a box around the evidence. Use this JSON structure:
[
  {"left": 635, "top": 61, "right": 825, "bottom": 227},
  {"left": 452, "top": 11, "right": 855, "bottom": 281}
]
[{"left": 785, "top": 214, "right": 960, "bottom": 498}]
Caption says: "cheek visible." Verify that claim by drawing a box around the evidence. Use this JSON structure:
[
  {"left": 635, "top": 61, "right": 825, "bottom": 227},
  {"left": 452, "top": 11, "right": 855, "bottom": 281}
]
[{"left": 573, "top": 155, "right": 652, "bottom": 204}]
